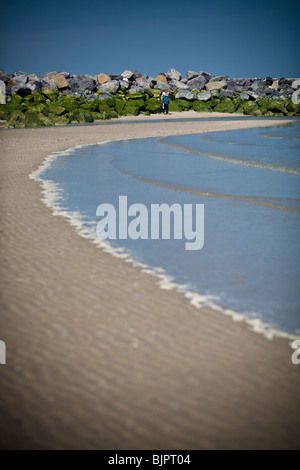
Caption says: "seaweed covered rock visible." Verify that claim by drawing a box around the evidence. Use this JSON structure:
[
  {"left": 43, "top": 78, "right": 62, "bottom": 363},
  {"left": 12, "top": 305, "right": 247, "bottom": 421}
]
[
  {"left": 267, "top": 99, "right": 288, "bottom": 114},
  {"left": 57, "top": 95, "right": 79, "bottom": 112},
  {"left": 214, "top": 98, "right": 236, "bottom": 113},
  {"left": 7, "top": 109, "right": 26, "bottom": 127},
  {"left": 124, "top": 98, "right": 145, "bottom": 115},
  {"left": 173, "top": 99, "right": 192, "bottom": 110},
  {"left": 47, "top": 103, "right": 66, "bottom": 115},
  {"left": 145, "top": 98, "right": 162, "bottom": 113},
  {"left": 115, "top": 98, "right": 126, "bottom": 115},
  {"left": 42, "top": 88, "right": 60, "bottom": 102},
  {"left": 25, "top": 109, "right": 53, "bottom": 127},
  {"left": 192, "top": 100, "right": 212, "bottom": 112},
  {"left": 2, "top": 67, "right": 299, "bottom": 127},
  {"left": 240, "top": 101, "right": 262, "bottom": 116},
  {"left": 169, "top": 100, "right": 183, "bottom": 112}
]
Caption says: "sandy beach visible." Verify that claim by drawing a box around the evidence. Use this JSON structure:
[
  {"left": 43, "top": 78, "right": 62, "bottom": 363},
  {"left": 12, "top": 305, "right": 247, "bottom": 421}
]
[{"left": 0, "top": 111, "right": 299, "bottom": 450}]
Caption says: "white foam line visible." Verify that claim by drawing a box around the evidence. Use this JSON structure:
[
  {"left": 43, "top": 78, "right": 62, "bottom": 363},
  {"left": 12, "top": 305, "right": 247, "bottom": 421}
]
[{"left": 29, "top": 138, "right": 300, "bottom": 344}]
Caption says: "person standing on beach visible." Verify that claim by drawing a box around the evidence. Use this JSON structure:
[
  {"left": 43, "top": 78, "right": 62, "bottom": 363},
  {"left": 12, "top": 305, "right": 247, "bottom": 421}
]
[{"left": 161, "top": 89, "right": 170, "bottom": 115}]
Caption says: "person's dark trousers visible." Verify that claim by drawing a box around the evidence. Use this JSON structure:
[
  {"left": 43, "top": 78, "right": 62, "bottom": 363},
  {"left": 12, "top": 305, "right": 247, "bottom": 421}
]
[{"left": 164, "top": 103, "right": 169, "bottom": 114}]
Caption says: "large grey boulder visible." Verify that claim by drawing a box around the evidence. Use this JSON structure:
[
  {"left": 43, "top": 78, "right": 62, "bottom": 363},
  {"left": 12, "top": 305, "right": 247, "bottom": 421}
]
[
  {"left": 186, "top": 70, "right": 198, "bottom": 80},
  {"left": 206, "top": 79, "right": 226, "bottom": 91},
  {"left": 166, "top": 68, "right": 181, "bottom": 81},
  {"left": 134, "top": 76, "right": 151, "bottom": 89},
  {"left": 264, "top": 76, "right": 273, "bottom": 86},
  {"left": 175, "top": 89, "right": 195, "bottom": 100},
  {"left": 109, "top": 74, "right": 122, "bottom": 80},
  {"left": 98, "top": 80, "right": 120, "bottom": 93},
  {"left": 40, "top": 77, "right": 57, "bottom": 90},
  {"left": 168, "top": 79, "right": 188, "bottom": 90},
  {"left": 133, "top": 69, "right": 142, "bottom": 79},
  {"left": 121, "top": 70, "right": 134, "bottom": 80},
  {"left": 197, "top": 90, "right": 211, "bottom": 101},
  {"left": 128, "top": 86, "right": 145, "bottom": 94},
  {"left": 154, "top": 81, "right": 170, "bottom": 91},
  {"left": 80, "top": 76, "right": 97, "bottom": 92},
  {"left": 247, "top": 91, "right": 259, "bottom": 100},
  {"left": 239, "top": 92, "right": 250, "bottom": 101},
  {"left": 28, "top": 74, "right": 39, "bottom": 82},
  {"left": 199, "top": 71, "right": 211, "bottom": 83},
  {"left": 209, "top": 75, "right": 228, "bottom": 82},
  {"left": 26, "top": 80, "right": 42, "bottom": 93},
  {"left": 68, "top": 77, "right": 81, "bottom": 93},
  {"left": 69, "top": 76, "right": 96, "bottom": 94},
  {"left": 292, "top": 79, "right": 300, "bottom": 90},
  {"left": 281, "top": 87, "right": 294, "bottom": 98},
  {"left": 13, "top": 71, "right": 28, "bottom": 87},
  {"left": 279, "top": 77, "right": 293, "bottom": 87},
  {"left": 219, "top": 90, "right": 234, "bottom": 99},
  {"left": 186, "top": 75, "right": 206, "bottom": 91},
  {"left": 244, "top": 79, "right": 253, "bottom": 88},
  {"left": 226, "top": 80, "right": 243, "bottom": 92},
  {"left": 0, "top": 80, "right": 6, "bottom": 104},
  {"left": 251, "top": 80, "right": 264, "bottom": 91},
  {"left": 120, "top": 79, "right": 130, "bottom": 90},
  {"left": 148, "top": 78, "right": 156, "bottom": 88}
]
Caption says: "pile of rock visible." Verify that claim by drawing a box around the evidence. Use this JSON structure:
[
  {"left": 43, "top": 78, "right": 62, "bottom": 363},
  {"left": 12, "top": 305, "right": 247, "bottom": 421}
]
[
  {"left": 0, "top": 68, "right": 299, "bottom": 127},
  {"left": 1, "top": 68, "right": 299, "bottom": 104}
]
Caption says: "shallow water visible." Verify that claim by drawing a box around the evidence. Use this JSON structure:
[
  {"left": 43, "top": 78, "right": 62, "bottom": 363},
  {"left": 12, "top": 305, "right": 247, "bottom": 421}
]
[{"left": 37, "top": 120, "right": 300, "bottom": 335}]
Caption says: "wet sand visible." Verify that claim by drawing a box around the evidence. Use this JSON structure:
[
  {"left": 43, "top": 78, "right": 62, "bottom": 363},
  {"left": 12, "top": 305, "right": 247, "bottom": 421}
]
[{"left": 0, "top": 112, "right": 299, "bottom": 449}]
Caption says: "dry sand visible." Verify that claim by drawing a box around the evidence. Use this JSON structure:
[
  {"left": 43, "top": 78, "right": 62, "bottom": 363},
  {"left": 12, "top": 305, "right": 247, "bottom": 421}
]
[{"left": 0, "top": 112, "right": 299, "bottom": 449}]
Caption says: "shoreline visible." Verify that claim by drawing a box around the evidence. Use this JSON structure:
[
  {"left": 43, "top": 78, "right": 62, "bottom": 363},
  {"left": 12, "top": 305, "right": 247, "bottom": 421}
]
[
  {"left": 30, "top": 124, "right": 299, "bottom": 342},
  {"left": 0, "top": 113, "right": 300, "bottom": 449}
]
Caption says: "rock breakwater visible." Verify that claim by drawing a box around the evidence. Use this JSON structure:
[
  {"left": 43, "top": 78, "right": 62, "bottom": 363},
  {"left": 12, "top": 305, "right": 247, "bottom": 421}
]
[{"left": 0, "top": 68, "right": 299, "bottom": 127}]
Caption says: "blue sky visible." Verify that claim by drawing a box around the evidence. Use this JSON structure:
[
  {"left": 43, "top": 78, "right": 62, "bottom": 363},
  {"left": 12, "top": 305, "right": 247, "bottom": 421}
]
[{"left": 0, "top": 0, "right": 299, "bottom": 78}]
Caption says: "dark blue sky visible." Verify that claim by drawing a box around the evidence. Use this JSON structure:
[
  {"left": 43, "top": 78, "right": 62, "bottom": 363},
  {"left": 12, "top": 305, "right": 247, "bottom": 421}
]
[{"left": 1, "top": 0, "right": 299, "bottom": 78}]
